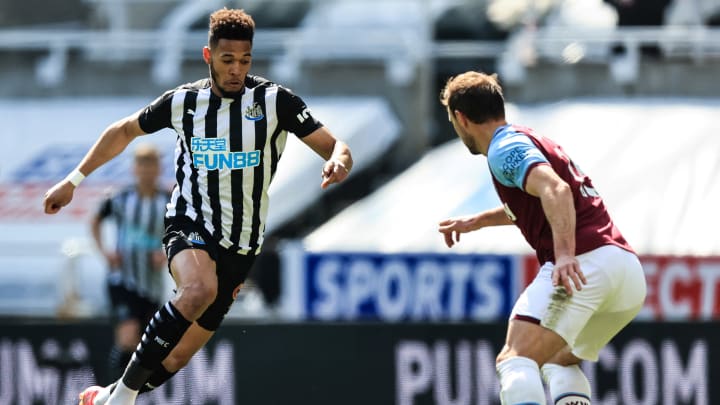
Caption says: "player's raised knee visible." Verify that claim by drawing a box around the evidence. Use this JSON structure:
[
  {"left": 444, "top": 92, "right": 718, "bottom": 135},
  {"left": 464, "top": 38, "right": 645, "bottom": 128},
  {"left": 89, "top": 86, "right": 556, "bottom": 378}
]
[{"left": 175, "top": 281, "right": 217, "bottom": 315}]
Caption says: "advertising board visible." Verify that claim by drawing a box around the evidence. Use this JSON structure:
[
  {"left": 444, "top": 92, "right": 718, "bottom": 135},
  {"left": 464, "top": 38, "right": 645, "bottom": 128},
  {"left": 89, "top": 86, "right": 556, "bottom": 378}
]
[
  {"left": 1, "top": 320, "right": 714, "bottom": 405},
  {"left": 282, "top": 248, "right": 518, "bottom": 321}
]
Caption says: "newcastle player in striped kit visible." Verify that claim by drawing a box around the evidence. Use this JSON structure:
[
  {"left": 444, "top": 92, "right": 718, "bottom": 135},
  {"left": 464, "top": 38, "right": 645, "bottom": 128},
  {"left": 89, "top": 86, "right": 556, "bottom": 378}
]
[
  {"left": 44, "top": 8, "right": 353, "bottom": 405},
  {"left": 90, "top": 143, "right": 170, "bottom": 383}
]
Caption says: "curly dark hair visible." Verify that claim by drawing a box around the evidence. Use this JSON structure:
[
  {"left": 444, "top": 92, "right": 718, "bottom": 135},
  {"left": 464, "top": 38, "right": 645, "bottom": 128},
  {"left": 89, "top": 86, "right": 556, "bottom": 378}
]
[{"left": 208, "top": 8, "right": 255, "bottom": 47}]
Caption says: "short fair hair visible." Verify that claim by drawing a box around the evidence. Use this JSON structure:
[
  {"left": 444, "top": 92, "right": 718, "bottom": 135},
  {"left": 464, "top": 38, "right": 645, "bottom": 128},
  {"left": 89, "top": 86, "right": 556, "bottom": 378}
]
[
  {"left": 440, "top": 71, "right": 505, "bottom": 124},
  {"left": 133, "top": 142, "right": 160, "bottom": 163}
]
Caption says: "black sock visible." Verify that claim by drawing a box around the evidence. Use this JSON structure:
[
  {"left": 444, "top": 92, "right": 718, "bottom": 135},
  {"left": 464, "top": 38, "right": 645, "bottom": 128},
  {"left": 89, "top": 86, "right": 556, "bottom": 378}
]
[
  {"left": 139, "top": 365, "right": 178, "bottom": 393},
  {"left": 122, "top": 358, "right": 154, "bottom": 390},
  {"left": 107, "top": 346, "right": 133, "bottom": 383},
  {"left": 124, "top": 302, "right": 191, "bottom": 390}
]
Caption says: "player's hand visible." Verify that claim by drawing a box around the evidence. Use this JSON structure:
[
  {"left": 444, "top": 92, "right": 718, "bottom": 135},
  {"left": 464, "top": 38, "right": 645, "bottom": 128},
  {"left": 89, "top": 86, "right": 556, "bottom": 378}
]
[
  {"left": 552, "top": 255, "right": 586, "bottom": 296},
  {"left": 438, "top": 215, "right": 479, "bottom": 248},
  {"left": 320, "top": 159, "right": 349, "bottom": 189},
  {"left": 43, "top": 181, "right": 76, "bottom": 214}
]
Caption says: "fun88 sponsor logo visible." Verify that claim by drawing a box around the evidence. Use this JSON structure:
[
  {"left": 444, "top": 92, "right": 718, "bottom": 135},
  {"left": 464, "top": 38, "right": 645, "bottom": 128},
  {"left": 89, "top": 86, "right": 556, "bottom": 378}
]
[{"left": 191, "top": 137, "right": 260, "bottom": 170}]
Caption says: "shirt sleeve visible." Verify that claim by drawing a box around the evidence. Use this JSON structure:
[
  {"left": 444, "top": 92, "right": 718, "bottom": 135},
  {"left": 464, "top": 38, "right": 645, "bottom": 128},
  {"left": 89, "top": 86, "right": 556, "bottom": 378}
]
[
  {"left": 276, "top": 87, "right": 323, "bottom": 138},
  {"left": 488, "top": 134, "right": 549, "bottom": 189},
  {"left": 137, "top": 90, "right": 174, "bottom": 133}
]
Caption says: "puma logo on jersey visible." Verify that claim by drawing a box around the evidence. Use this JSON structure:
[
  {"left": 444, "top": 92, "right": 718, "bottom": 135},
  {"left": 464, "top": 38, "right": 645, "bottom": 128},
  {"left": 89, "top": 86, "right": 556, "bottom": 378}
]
[{"left": 186, "top": 108, "right": 195, "bottom": 116}]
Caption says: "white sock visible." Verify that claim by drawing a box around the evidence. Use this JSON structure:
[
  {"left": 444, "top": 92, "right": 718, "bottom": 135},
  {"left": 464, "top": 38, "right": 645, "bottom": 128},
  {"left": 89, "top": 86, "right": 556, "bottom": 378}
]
[
  {"left": 496, "top": 356, "right": 546, "bottom": 405},
  {"left": 106, "top": 380, "right": 139, "bottom": 405},
  {"left": 92, "top": 385, "right": 113, "bottom": 405},
  {"left": 541, "top": 363, "right": 591, "bottom": 405}
]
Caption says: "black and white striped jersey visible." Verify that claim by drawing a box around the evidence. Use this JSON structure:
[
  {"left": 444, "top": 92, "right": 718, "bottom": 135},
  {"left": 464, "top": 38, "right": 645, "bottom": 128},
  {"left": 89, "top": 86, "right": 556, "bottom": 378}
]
[
  {"left": 138, "top": 75, "right": 323, "bottom": 255},
  {"left": 97, "top": 185, "right": 171, "bottom": 302}
]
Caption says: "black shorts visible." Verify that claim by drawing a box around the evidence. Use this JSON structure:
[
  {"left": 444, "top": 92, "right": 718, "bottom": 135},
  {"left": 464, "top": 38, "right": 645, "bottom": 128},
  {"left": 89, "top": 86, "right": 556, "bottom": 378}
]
[
  {"left": 107, "top": 281, "right": 159, "bottom": 325},
  {"left": 162, "top": 215, "right": 257, "bottom": 330}
]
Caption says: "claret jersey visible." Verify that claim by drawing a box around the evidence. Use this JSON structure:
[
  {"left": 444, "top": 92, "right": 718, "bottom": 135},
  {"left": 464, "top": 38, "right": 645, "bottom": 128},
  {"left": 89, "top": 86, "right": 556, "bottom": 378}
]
[{"left": 487, "top": 124, "right": 633, "bottom": 263}]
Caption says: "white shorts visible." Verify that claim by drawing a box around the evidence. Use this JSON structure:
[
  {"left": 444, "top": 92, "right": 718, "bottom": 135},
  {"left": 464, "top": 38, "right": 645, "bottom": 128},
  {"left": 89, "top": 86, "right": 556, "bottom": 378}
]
[{"left": 510, "top": 244, "right": 647, "bottom": 361}]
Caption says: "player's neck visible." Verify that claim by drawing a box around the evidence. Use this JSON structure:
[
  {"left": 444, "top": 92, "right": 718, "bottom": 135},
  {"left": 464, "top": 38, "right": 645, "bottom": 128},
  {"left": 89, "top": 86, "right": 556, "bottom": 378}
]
[{"left": 477, "top": 119, "right": 507, "bottom": 155}]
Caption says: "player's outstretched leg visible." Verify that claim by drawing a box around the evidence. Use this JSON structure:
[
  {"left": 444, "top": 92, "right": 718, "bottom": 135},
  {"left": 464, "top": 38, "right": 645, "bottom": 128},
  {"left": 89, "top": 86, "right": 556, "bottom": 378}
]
[
  {"left": 541, "top": 363, "right": 591, "bottom": 405},
  {"left": 496, "top": 356, "right": 547, "bottom": 404},
  {"left": 139, "top": 365, "right": 177, "bottom": 393},
  {"left": 108, "top": 345, "right": 133, "bottom": 382},
  {"left": 105, "top": 302, "right": 192, "bottom": 404}
]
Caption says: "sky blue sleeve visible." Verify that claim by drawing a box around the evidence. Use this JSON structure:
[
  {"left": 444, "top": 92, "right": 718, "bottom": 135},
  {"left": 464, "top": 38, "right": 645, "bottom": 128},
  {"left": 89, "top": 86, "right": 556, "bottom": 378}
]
[{"left": 488, "top": 135, "right": 548, "bottom": 189}]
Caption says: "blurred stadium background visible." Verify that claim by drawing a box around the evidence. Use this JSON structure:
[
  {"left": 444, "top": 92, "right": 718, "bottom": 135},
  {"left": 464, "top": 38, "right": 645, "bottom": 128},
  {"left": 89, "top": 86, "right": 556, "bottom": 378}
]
[{"left": 1, "top": 0, "right": 719, "bottom": 404}]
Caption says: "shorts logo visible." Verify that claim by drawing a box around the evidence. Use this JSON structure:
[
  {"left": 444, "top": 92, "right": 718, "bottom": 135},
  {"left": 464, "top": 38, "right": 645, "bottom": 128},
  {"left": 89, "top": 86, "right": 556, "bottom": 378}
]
[
  {"left": 188, "top": 232, "right": 205, "bottom": 245},
  {"left": 244, "top": 102, "right": 264, "bottom": 121}
]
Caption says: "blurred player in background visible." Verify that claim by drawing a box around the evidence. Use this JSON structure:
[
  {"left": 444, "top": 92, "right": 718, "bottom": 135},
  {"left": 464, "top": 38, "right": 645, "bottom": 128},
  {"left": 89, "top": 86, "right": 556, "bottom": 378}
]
[
  {"left": 90, "top": 143, "right": 170, "bottom": 383},
  {"left": 43, "top": 7, "right": 353, "bottom": 405},
  {"left": 437, "top": 71, "right": 646, "bottom": 405}
]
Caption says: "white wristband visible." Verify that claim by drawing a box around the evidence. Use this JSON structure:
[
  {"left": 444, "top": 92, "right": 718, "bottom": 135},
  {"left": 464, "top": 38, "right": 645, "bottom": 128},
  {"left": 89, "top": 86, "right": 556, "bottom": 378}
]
[{"left": 65, "top": 169, "right": 85, "bottom": 187}]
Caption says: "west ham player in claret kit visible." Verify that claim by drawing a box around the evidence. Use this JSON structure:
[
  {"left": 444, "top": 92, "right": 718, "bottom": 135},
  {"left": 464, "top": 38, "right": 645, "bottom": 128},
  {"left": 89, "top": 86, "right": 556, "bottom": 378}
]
[{"left": 437, "top": 71, "right": 646, "bottom": 405}]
